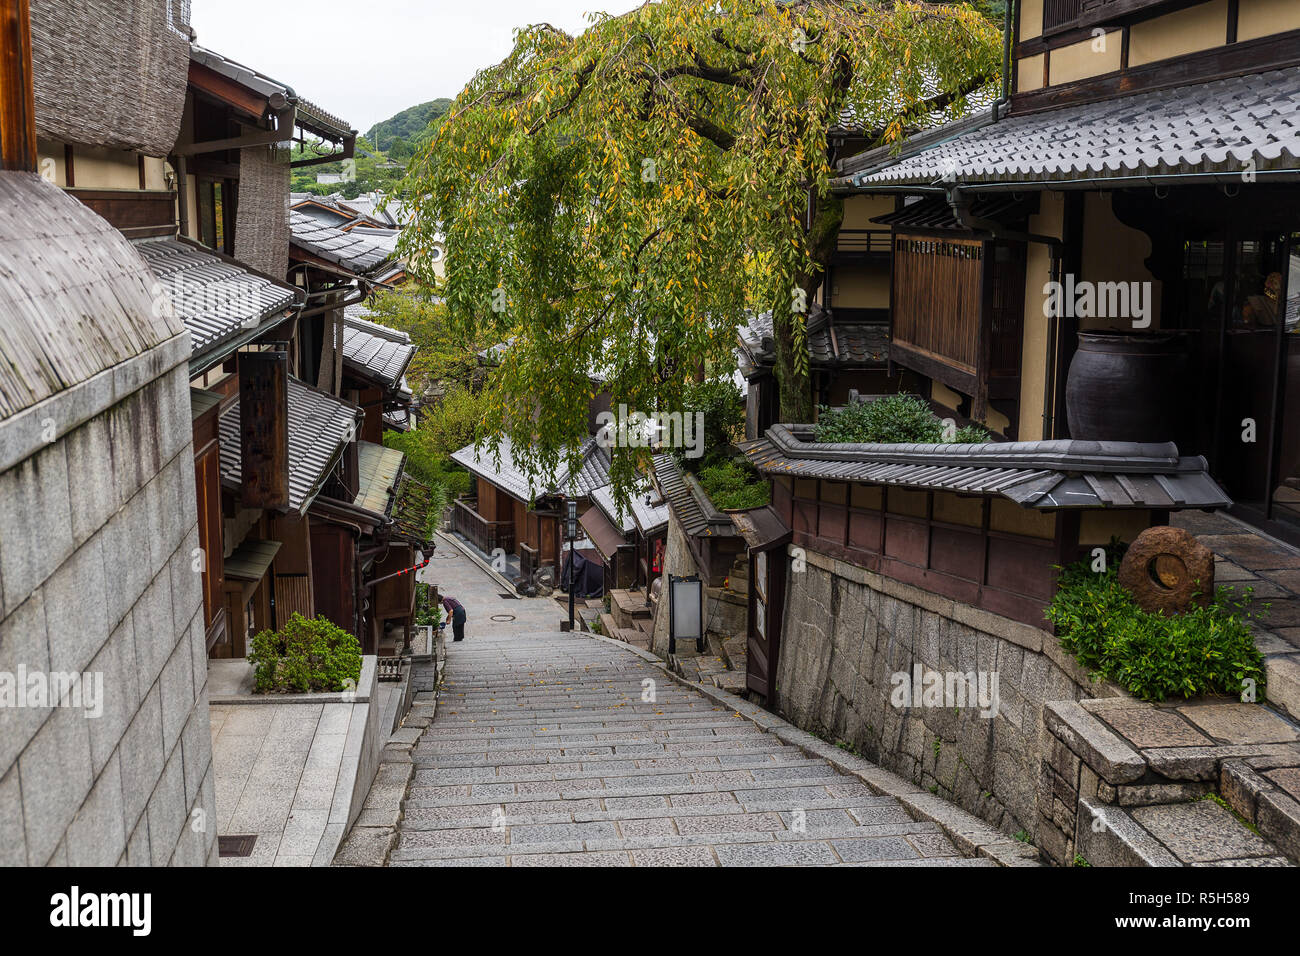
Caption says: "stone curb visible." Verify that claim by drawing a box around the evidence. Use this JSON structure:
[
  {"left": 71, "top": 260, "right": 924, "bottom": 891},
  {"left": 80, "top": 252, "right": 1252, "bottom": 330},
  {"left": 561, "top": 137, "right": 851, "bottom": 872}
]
[
  {"left": 333, "top": 637, "right": 445, "bottom": 866},
  {"left": 1220, "top": 759, "right": 1300, "bottom": 864},
  {"left": 583, "top": 631, "right": 1041, "bottom": 865},
  {"left": 1044, "top": 700, "right": 1147, "bottom": 785}
]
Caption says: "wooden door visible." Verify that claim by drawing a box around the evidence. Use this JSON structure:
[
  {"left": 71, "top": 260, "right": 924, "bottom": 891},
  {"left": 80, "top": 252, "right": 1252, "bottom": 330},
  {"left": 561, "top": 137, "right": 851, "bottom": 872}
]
[{"left": 746, "top": 547, "right": 787, "bottom": 704}]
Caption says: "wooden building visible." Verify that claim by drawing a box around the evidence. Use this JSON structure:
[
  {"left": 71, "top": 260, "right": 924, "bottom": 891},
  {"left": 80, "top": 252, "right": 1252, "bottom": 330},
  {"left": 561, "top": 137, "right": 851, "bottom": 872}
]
[
  {"left": 450, "top": 434, "right": 613, "bottom": 587},
  {"left": 831, "top": 0, "right": 1300, "bottom": 541},
  {"left": 580, "top": 482, "right": 670, "bottom": 594},
  {"left": 31, "top": 16, "right": 424, "bottom": 657}
]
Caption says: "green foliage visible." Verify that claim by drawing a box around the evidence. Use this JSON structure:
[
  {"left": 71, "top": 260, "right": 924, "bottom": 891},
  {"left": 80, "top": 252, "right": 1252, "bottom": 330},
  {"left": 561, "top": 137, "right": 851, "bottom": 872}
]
[
  {"left": 399, "top": 0, "right": 1001, "bottom": 502},
  {"left": 415, "top": 582, "right": 443, "bottom": 628},
  {"left": 366, "top": 99, "right": 454, "bottom": 148},
  {"left": 1072, "top": 854, "right": 1091, "bottom": 867},
  {"left": 1046, "top": 543, "right": 1267, "bottom": 703},
  {"left": 421, "top": 386, "right": 491, "bottom": 462},
  {"left": 289, "top": 135, "right": 404, "bottom": 197},
  {"left": 696, "top": 459, "right": 770, "bottom": 511},
  {"left": 814, "top": 394, "right": 989, "bottom": 444},
  {"left": 679, "top": 377, "right": 745, "bottom": 472},
  {"left": 247, "top": 614, "right": 362, "bottom": 694},
  {"left": 361, "top": 290, "right": 485, "bottom": 395}
]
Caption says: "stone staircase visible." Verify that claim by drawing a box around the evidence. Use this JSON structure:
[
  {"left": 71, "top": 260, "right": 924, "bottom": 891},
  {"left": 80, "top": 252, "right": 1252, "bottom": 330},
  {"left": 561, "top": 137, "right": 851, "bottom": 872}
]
[
  {"left": 590, "top": 588, "right": 654, "bottom": 651},
  {"left": 390, "top": 632, "right": 991, "bottom": 866}
]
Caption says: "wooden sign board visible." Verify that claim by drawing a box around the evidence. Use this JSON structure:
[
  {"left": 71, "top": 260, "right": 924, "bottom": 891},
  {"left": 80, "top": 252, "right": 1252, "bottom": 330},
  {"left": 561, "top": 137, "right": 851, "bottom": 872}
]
[{"left": 239, "top": 349, "right": 290, "bottom": 510}]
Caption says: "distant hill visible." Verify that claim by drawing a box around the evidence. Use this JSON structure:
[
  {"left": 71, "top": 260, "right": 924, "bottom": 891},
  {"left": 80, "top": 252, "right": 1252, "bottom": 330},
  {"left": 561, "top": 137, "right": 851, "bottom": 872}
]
[{"left": 366, "top": 99, "right": 454, "bottom": 149}]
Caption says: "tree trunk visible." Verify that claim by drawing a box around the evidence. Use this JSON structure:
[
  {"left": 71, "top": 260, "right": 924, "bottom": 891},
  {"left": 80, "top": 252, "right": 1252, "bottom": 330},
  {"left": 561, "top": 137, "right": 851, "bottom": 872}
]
[{"left": 773, "top": 195, "right": 844, "bottom": 423}]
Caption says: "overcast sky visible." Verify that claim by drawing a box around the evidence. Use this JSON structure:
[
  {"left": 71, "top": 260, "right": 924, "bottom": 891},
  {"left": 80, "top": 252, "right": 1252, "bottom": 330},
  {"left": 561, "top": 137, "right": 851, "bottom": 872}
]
[{"left": 191, "top": 1, "right": 632, "bottom": 135}]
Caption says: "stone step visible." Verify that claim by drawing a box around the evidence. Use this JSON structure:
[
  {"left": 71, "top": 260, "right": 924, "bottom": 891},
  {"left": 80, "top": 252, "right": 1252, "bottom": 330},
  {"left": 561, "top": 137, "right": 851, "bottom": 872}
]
[
  {"left": 727, "top": 563, "right": 749, "bottom": 596},
  {"left": 410, "top": 750, "right": 822, "bottom": 786},
  {"left": 610, "top": 588, "right": 652, "bottom": 629},
  {"left": 412, "top": 745, "right": 796, "bottom": 770},
  {"left": 712, "top": 671, "right": 748, "bottom": 694},
  {"left": 389, "top": 821, "right": 962, "bottom": 865},
  {"left": 597, "top": 612, "right": 619, "bottom": 637},
  {"left": 412, "top": 741, "right": 797, "bottom": 763},
  {"left": 415, "top": 731, "right": 765, "bottom": 751},
  {"left": 403, "top": 776, "right": 865, "bottom": 814},
  {"left": 615, "top": 627, "right": 652, "bottom": 648}
]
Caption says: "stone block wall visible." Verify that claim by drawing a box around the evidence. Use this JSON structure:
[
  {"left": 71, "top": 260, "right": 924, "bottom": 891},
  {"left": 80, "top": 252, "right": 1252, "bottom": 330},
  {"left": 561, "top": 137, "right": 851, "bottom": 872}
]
[
  {"left": 775, "top": 546, "right": 1120, "bottom": 841},
  {"left": 0, "top": 356, "right": 217, "bottom": 866}
]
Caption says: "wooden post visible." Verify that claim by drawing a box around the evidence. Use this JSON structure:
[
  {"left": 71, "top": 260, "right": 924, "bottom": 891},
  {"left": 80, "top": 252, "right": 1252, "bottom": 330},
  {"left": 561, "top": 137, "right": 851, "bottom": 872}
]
[
  {"left": 0, "top": 0, "right": 37, "bottom": 172},
  {"left": 239, "top": 348, "right": 291, "bottom": 510}
]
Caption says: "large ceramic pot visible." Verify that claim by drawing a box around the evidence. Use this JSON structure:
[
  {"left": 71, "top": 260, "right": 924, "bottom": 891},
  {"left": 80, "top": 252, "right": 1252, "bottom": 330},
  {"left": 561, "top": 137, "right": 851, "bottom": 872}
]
[{"left": 1065, "top": 331, "right": 1190, "bottom": 443}]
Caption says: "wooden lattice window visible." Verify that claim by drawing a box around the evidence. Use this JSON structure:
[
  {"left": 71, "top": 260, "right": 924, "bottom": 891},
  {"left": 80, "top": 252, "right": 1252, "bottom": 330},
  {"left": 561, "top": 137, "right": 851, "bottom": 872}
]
[
  {"left": 1043, "top": 0, "right": 1082, "bottom": 31},
  {"left": 889, "top": 233, "right": 1026, "bottom": 424}
]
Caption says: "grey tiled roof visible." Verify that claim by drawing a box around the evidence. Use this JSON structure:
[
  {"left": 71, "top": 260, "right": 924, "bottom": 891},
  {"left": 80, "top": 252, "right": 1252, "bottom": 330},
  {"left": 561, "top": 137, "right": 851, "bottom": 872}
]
[
  {"left": 650, "top": 454, "right": 738, "bottom": 539},
  {"left": 831, "top": 81, "right": 999, "bottom": 135},
  {"left": 871, "top": 193, "right": 1032, "bottom": 232},
  {"left": 134, "top": 237, "right": 298, "bottom": 360},
  {"left": 591, "top": 482, "right": 670, "bottom": 536},
  {"left": 741, "top": 424, "right": 1230, "bottom": 511},
  {"left": 290, "top": 210, "right": 393, "bottom": 275},
  {"left": 218, "top": 376, "right": 362, "bottom": 515},
  {"left": 851, "top": 68, "right": 1300, "bottom": 189},
  {"left": 738, "top": 307, "right": 888, "bottom": 372},
  {"left": 190, "top": 45, "right": 353, "bottom": 139},
  {"left": 806, "top": 310, "right": 888, "bottom": 367},
  {"left": 342, "top": 311, "right": 416, "bottom": 386},
  {"left": 0, "top": 173, "right": 184, "bottom": 422},
  {"left": 451, "top": 434, "right": 612, "bottom": 501}
]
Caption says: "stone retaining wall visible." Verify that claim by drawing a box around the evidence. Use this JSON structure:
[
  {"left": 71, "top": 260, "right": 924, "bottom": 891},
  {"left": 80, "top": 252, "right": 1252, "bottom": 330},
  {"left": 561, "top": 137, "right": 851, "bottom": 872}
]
[
  {"left": 775, "top": 545, "right": 1123, "bottom": 843},
  {"left": 0, "top": 353, "right": 217, "bottom": 866}
]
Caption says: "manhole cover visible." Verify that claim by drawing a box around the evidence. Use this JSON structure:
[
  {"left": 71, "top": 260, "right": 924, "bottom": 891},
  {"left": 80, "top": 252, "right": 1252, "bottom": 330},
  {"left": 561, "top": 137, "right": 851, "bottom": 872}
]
[
  {"left": 218, "top": 835, "right": 257, "bottom": 858},
  {"left": 490, "top": 614, "right": 516, "bottom": 623}
]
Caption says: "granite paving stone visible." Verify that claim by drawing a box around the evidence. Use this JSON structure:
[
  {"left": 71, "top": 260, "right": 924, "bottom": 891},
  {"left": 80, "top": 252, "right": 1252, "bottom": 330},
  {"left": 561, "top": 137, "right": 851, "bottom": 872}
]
[
  {"left": 1098, "top": 706, "right": 1215, "bottom": 749},
  {"left": 391, "top": 624, "right": 971, "bottom": 865},
  {"left": 383, "top": 537, "right": 976, "bottom": 866}
]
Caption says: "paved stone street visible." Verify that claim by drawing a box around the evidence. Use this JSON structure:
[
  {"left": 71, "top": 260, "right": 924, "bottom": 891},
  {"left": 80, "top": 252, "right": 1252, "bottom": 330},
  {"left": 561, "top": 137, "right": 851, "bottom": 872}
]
[
  {"left": 391, "top": 630, "right": 992, "bottom": 866},
  {"left": 424, "top": 532, "right": 561, "bottom": 638}
]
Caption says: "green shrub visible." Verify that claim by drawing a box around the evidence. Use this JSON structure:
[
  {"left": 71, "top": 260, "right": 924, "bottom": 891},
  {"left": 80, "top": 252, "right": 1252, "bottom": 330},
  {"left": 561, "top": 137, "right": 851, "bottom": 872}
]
[
  {"left": 696, "top": 459, "right": 770, "bottom": 511},
  {"left": 442, "top": 469, "right": 472, "bottom": 497},
  {"left": 814, "top": 393, "right": 989, "bottom": 445},
  {"left": 414, "top": 582, "right": 443, "bottom": 628},
  {"left": 247, "top": 613, "right": 363, "bottom": 694},
  {"left": 679, "top": 377, "right": 745, "bottom": 472},
  {"left": 1045, "top": 542, "right": 1265, "bottom": 703}
]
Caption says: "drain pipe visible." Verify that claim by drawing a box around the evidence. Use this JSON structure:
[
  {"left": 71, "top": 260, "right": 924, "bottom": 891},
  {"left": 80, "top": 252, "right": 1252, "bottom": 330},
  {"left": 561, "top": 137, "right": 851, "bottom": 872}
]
[
  {"left": 947, "top": 183, "right": 1065, "bottom": 439},
  {"left": 997, "top": 1, "right": 1013, "bottom": 119}
]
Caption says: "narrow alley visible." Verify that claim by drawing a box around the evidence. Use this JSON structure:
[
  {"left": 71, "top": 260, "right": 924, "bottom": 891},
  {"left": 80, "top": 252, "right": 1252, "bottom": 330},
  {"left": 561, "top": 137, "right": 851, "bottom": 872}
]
[{"left": 393, "top": 536, "right": 991, "bottom": 866}]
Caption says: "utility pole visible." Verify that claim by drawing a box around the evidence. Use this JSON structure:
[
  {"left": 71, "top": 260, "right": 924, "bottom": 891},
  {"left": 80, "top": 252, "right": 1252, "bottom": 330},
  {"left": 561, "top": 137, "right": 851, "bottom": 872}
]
[{"left": 566, "top": 498, "right": 577, "bottom": 630}]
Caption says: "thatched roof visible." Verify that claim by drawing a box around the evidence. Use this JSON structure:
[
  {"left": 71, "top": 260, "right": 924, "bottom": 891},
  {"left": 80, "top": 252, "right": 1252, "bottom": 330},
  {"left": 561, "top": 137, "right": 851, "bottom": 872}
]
[
  {"left": 30, "top": 0, "right": 190, "bottom": 156},
  {"left": 0, "top": 173, "right": 183, "bottom": 421}
]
